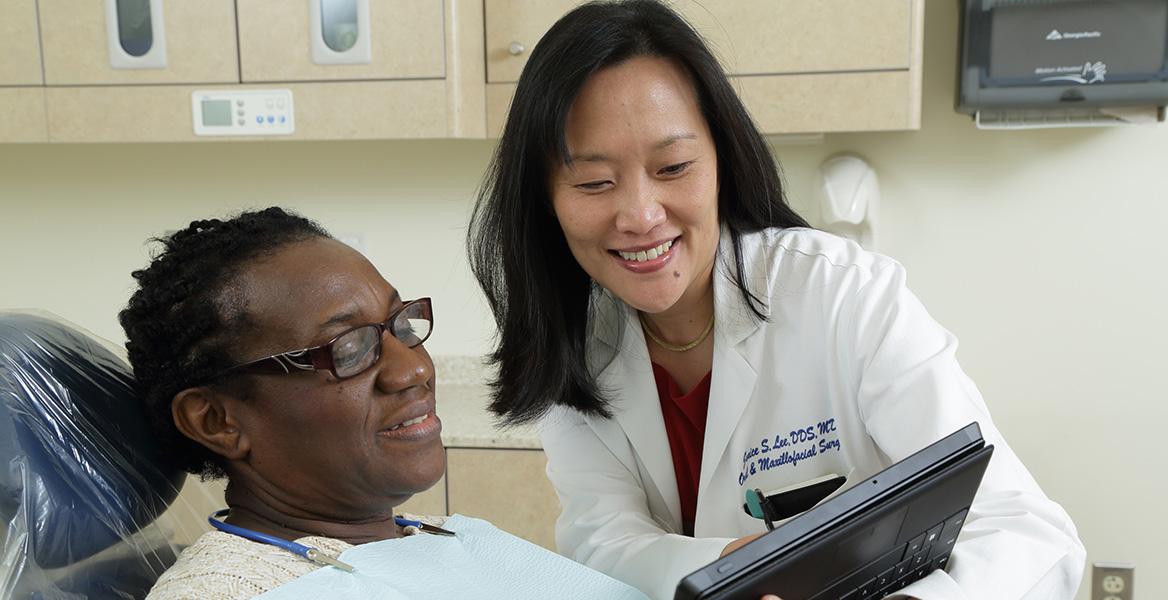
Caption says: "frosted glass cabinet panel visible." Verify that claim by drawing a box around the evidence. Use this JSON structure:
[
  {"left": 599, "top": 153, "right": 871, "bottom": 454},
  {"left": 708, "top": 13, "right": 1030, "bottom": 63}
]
[
  {"left": 237, "top": 0, "right": 445, "bottom": 82},
  {"left": 0, "top": 0, "right": 43, "bottom": 85},
  {"left": 38, "top": 0, "right": 239, "bottom": 85}
]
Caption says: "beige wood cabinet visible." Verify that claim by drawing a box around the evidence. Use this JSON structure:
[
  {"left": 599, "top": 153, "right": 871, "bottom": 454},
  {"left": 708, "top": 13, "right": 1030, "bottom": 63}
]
[
  {"left": 679, "top": 1, "right": 913, "bottom": 75},
  {"left": 0, "top": 0, "right": 46, "bottom": 141},
  {"left": 483, "top": 0, "right": 924, "bottom": 135},
  {"left": 237, "top": 0, "right": 445, "bottom": 83},
  {"left": 2, "top": 0, "right": 922, "bottom": 143},
  {"left": 486, "top": 0, "right": 912, "bottom": 83},
  {"left": 483, "top": 0, "right": 577, "bottom": 84},
  {"left": 0, "top": 88, "right": 47, "bottom": 142},
  {"left": 38, "top": 0, "right": 239, "bottom": 85},
  {"left": 14, "top": 0, "right": 482, "bottom": 143},
  {"left": 0, "top": 0, "right": 42, "bottom": 85},
  {"left": 44, "top": 80, "right": 448, "bottom": 143}
]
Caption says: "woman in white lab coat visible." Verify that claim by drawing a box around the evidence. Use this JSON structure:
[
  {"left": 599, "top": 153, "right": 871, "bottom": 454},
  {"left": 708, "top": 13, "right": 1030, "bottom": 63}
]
[{"left": 467, "top": 2, "right": 1086, "bottom": 599}]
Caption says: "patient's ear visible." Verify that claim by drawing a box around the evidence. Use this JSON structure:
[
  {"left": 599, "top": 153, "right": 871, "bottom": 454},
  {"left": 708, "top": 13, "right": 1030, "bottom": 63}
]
[{"left": 172, "top": 387, "right": 250, "bottom": 461}]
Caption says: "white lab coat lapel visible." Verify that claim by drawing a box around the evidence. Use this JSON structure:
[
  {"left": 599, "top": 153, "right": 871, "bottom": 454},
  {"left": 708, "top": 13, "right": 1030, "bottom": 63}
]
[
  {"left": 587, "top": 292, "right": 683, "bottom": 530},
  {"left": 582, "top": 230, "right": 772, "bottom": 534},
  {"left": 696, "top": 232, "right": 769, "bottom": 524}
]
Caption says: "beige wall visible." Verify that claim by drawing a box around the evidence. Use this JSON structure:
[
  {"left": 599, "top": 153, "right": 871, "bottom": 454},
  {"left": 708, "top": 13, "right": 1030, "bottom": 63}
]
[
  {"left": 1, "top": 2, "right": 1164, "bottom": 597},
  {"left": 776, "top": 6, "right": 1168, "bottom": 598},
  {"left": 0, "top": 138, "right": 500, "bottom": 357}
]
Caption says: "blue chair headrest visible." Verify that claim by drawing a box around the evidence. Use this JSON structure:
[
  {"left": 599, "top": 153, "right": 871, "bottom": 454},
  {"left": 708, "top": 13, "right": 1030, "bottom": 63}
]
[{"left": 0, "top": 312, "right": 185, "bottom": 570}]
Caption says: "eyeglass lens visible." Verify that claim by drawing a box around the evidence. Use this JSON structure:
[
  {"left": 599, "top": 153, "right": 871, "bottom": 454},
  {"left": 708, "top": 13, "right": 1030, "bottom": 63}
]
[{"left": 331, "top": 301, "right": 433, "bottom": 378}]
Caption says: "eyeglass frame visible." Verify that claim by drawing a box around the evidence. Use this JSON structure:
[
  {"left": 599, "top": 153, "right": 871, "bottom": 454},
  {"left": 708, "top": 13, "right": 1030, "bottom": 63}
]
[{"left": 218, "top": 297, "right": 433, "bottom": 381}]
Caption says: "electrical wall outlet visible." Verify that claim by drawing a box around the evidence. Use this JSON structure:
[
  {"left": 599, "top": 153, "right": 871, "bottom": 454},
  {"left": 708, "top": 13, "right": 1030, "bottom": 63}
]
[{"left": 1092, "top": 562, "right": 1134, "bottom": 600}]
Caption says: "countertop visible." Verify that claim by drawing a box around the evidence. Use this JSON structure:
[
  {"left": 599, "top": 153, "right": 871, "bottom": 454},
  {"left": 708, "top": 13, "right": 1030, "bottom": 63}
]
[{"left": 433, "top": 356, "right": 541, "bottom": 449}]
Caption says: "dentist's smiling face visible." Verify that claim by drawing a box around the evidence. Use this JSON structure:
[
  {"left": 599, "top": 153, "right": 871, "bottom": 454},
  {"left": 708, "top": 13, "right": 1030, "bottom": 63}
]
[{"left": 550, "top": 55, "right": 720, "bottom": 316}]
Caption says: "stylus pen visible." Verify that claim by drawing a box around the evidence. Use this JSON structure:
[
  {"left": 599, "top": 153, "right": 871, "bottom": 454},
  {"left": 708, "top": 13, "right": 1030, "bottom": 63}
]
[{"left": 745, "top": 488, "right": 776, "bottom": 531}]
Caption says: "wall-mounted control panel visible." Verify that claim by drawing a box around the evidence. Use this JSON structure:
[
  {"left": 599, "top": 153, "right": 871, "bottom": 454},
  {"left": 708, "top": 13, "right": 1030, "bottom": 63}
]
[{"left": 191, "top": 90, "right": 295, "bottom": 137}]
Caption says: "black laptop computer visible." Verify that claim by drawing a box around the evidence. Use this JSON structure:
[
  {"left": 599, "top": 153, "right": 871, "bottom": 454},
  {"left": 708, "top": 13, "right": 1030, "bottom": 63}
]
[{"left": 675, "top": 422, "right": 993, "bottom": 600}]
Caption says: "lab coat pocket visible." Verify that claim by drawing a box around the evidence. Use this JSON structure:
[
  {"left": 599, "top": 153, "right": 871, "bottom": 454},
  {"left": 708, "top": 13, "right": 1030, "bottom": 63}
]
[{"left": 744, "top": 469, "right": 856, "bottom": 528}]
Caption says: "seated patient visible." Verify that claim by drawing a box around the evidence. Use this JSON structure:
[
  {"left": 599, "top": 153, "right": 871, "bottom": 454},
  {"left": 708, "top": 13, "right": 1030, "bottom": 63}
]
[{"left": 120, "top": 207, "right": 645, "bottom": 600}]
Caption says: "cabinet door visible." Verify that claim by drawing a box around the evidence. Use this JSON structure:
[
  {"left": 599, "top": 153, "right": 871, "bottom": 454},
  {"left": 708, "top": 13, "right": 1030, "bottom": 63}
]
[
  {"left": 485, "top": 0, "right": 912, "bottom": 84},
  {"left": 446, "top": 448, "right": 559, "bottom": 550},
  {"left": 675, "top": 0, "right": 912, "bottom": 75},
  {"left": 484, "top": 0, "right": 577, "bottom": 84},
  {"left": 38, "top": 0, "right": 239, "bottom": 85},
  {"left": 238, "top": 0, "right": 445, "bottom": 83},
  {"left": 0, "top": 0, "right": 42, "bottom": 85},
  {"left": 734, "top": 71, "right": 917, "bottom": 133},
  {"left": 484, "top": 0, "right": 922, "bottom": 135}
]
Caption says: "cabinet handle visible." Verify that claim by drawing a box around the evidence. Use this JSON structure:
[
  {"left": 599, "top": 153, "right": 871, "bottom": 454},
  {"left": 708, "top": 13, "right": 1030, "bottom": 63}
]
[
  {"left": 310, "top": 0, "right": 372, "bottom": 65},
  {"left": 104, "top": 0, "right": 167, "bottom": 69},
  {"left": 320, "top": 0, "right": 360, "bottom": 53},
  {"left": 508, "top": 41, "right": 525, "bottom": 56},
  {"left": 114, "top": 0, "right": 154, "bottom": 57}
]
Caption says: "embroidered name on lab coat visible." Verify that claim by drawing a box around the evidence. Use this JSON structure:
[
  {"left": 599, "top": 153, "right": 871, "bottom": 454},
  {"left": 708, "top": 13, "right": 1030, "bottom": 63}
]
[{"left": 738, "top": 418, "right": 842, "bottom": 486}]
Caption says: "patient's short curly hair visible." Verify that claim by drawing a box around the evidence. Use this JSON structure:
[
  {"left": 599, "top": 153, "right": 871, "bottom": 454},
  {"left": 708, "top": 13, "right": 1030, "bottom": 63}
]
[{"left": 119, "top": 207, "right": 331, "bottom": 479}]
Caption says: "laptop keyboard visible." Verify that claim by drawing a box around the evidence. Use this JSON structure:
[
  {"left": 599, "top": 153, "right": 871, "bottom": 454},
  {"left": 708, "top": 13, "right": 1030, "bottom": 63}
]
[{"left": 810, "top": 509, "right": 967, "bottom": 600}]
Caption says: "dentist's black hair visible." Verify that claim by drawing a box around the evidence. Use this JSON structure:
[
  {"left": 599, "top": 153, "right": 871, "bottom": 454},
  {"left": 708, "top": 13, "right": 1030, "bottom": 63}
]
[
  {"left": 119, "top": 207, "right": 331, "bottom": 479},
  {"left": 467, "top": 0, "right": 808, "bottom": 425}
]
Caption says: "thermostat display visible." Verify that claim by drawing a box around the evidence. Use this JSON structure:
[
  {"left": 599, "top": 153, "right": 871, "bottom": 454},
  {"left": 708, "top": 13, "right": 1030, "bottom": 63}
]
[
  {"left": 192, "top": 90, "right": 294, "bottom": 136},
  {"left": 200, "top": 99, "right": 232, "bottom": 127}
]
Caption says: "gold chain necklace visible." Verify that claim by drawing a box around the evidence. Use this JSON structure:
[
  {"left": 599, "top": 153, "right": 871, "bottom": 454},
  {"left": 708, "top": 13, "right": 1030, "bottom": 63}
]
[{"left": 638, "top": 311, "right": 715, "bottom": 353}]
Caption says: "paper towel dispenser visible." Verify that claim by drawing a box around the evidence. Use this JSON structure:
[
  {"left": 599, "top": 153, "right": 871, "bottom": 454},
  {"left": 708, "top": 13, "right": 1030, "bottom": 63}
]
[{"left": 957, "top": 0, "right": 1168, "bottom": 128}]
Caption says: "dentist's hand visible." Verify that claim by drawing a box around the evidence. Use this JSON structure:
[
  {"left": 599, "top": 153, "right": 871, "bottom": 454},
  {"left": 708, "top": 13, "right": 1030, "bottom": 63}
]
[
  {"left": 722, "top": 535, "right": 782, "bottom": 600},
  {"left": 719, "top": 532, "right": 765, "bottom": 557}
]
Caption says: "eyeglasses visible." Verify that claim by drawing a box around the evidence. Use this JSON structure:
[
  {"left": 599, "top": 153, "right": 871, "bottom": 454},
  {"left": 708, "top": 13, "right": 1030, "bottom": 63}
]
[{"left": 223, "top": 298, "right": 433, "bottom": 381}]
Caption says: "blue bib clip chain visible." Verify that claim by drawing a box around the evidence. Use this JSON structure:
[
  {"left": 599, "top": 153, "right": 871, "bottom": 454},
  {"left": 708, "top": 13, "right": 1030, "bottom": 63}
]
[{"left": 208, "top": 508, "right": 456, "bottom": 573}]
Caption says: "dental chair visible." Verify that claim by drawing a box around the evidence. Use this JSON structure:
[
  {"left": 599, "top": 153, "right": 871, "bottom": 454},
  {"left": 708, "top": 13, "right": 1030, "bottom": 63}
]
[{"left": 0, "top": 312, "right": 187, "bottom": 599}]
